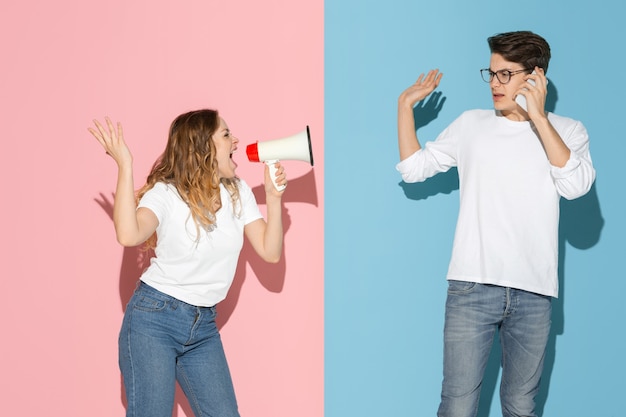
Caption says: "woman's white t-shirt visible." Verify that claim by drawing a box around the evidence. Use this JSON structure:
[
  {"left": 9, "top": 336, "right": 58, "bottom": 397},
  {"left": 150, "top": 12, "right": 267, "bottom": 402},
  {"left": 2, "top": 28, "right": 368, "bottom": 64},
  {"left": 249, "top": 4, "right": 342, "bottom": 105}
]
[{"left": 138, "top": 180, "right": 263, "bottom": 306}]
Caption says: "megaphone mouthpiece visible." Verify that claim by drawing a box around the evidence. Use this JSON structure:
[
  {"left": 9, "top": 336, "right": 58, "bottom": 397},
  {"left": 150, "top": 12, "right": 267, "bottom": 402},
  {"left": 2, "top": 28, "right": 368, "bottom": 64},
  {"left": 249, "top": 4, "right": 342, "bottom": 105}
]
[{"left": 246, "top": 142, "right": 261, "bottom": 162}]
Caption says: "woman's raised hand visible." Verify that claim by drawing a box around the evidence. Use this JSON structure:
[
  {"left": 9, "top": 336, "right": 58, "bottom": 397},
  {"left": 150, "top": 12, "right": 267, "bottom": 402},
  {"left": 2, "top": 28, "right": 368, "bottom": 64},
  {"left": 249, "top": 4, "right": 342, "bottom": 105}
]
[{"left": 88, "top": 117, "right": 133, "bottom": 167}]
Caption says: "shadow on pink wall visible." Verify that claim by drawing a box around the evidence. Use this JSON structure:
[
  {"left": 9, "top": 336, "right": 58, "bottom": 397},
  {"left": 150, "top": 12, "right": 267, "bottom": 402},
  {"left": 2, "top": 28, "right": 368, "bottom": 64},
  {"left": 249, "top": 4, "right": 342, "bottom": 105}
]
[{"left": 94, "top": 168, "right": 318, "bottom": 415}]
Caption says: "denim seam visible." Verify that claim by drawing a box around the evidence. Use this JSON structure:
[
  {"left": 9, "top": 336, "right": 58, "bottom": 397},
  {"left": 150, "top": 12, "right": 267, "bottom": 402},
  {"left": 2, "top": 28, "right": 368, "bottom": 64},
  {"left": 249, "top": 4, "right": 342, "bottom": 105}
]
[
  {"left": 176, "top": 362, "right": 202, "bottom": 416},
  {"left": 125, "top": 310, "right": 137, "bottom": 417}
]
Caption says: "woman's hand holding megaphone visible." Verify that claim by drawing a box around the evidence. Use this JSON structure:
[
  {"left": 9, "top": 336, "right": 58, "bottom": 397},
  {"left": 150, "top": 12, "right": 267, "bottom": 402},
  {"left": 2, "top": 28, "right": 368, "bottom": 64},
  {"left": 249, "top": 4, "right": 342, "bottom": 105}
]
[{"left": 264, "top": 160, "right": 287, "bottom": 195}]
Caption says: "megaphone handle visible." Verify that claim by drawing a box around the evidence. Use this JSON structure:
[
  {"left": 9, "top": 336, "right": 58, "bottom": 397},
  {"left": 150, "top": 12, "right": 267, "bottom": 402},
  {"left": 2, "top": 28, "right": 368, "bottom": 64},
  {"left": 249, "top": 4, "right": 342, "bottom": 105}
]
[{"left": 265, "top": 159, "right": 286, "bottom": 192}]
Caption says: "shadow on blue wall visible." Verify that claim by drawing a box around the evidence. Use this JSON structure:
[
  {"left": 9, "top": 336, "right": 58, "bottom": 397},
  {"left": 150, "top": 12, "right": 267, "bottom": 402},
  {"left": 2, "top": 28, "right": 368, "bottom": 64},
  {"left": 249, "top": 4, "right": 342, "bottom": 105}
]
[
  {"left": 535, "top": 182, "right": 604, "bottom": 415},
  {"left": 396, "top": 80, "right": 604, "bottom": 415}
]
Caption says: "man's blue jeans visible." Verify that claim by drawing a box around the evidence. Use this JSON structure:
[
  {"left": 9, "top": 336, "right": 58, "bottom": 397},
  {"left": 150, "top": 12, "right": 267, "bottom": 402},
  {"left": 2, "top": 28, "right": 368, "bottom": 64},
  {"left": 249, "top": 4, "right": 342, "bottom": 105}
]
[
  {"left": 437, "top": 281, "right": 551, "bottom": 417},
  {"left": 119, "top": 281, "right": 240, "bottom": 417}
]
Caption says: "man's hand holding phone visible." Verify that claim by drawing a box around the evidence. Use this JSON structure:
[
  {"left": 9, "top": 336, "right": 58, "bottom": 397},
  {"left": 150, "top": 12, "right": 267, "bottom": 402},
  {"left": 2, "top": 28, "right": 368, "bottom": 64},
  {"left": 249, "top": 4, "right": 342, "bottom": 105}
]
[
  {"left": 515, "top": 70, "right": 536, "bottom": 111},
  {"left": 515, "top": 68, "right": 548, "bottom": 114}
]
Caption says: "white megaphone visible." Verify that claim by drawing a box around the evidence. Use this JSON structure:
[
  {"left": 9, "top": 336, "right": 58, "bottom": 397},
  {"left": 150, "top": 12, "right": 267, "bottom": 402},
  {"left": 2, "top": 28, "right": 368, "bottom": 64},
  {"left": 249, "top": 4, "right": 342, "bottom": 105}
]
[{"left": 246, "top": 126, "right": 313, "bottom": 191}]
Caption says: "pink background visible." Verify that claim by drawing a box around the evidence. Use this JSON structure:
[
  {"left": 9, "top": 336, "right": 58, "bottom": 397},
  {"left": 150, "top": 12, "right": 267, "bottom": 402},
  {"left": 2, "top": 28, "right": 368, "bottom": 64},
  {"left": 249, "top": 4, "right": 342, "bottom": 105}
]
[{"left": 0, "top": 1, "right": 323, "bottom": 416}]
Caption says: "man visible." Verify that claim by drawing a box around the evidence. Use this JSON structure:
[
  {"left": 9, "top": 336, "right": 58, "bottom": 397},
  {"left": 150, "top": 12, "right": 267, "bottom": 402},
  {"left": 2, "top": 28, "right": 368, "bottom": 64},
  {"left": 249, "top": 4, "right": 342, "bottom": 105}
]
[{"left": 396, "top": 31, "right": 595, "bottom": 417}]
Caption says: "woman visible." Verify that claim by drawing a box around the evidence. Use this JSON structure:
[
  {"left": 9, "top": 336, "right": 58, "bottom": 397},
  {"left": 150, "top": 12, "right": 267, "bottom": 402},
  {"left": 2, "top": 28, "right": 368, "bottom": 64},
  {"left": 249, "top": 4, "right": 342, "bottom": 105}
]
[{"left": 88, "top": 109, "right": 286, "bottom": 417}]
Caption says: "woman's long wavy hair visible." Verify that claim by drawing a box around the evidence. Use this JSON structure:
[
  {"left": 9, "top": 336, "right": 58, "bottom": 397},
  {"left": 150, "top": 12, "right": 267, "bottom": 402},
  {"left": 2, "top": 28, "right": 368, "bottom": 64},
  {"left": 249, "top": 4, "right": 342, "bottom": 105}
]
[{"left": 137, "top": 109, "right": 241, "bottom": 249}]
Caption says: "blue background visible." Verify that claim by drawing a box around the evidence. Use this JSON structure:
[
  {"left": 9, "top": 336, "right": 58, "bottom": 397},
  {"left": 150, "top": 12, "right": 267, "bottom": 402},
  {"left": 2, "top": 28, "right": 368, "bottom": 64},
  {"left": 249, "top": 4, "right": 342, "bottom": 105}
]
[{"left": 325, "top": 0, "right": 624, "bottom": 415}]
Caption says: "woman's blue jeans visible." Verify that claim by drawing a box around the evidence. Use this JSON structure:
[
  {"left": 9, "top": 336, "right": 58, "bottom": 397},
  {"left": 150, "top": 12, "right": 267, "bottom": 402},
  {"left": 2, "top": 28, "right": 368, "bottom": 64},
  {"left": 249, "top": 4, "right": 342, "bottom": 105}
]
[
  {"left": 119, "top": 281, "right": 240, "bottom": 417},
  {"left": 437, "top": 281, "right": 551, "bottom": 417}
]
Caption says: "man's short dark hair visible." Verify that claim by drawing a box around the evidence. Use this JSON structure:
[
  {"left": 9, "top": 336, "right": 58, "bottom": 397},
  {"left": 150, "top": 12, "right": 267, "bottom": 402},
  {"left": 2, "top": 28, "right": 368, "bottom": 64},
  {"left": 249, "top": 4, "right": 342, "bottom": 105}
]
[{"left": 488, "top": 31, "right": 551, "bottom": 74}]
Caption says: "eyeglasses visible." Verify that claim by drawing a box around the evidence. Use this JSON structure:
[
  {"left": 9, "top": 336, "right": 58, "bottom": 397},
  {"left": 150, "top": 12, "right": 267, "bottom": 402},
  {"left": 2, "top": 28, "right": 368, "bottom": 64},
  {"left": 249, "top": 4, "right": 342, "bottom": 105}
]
[{"left": 480, "top": 68, "right": 531, "bottom": 84}]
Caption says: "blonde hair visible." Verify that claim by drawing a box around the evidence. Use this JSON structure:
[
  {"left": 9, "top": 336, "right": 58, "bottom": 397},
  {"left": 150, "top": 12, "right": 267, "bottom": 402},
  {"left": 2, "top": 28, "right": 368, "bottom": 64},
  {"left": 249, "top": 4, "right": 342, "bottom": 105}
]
[{"left": 137, "top": 109, "right": 240, "bottom": 248}]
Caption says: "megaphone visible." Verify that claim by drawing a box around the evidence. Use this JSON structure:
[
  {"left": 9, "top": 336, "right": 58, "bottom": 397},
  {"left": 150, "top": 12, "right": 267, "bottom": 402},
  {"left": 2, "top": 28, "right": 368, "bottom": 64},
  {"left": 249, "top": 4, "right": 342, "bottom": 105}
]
[{"left": 246, "top": 126, "right": 313, "bottom": 191}]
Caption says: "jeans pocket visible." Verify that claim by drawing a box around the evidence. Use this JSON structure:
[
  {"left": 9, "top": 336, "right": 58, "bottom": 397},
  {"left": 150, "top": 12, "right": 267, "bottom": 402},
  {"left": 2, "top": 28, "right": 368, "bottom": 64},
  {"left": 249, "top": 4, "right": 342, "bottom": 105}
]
[
  {"left": 133, "top": 293, "right": 168, "bottom": 312},
  {"left": 447, "top": 280, "right": 477, "bottom": 294}
]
